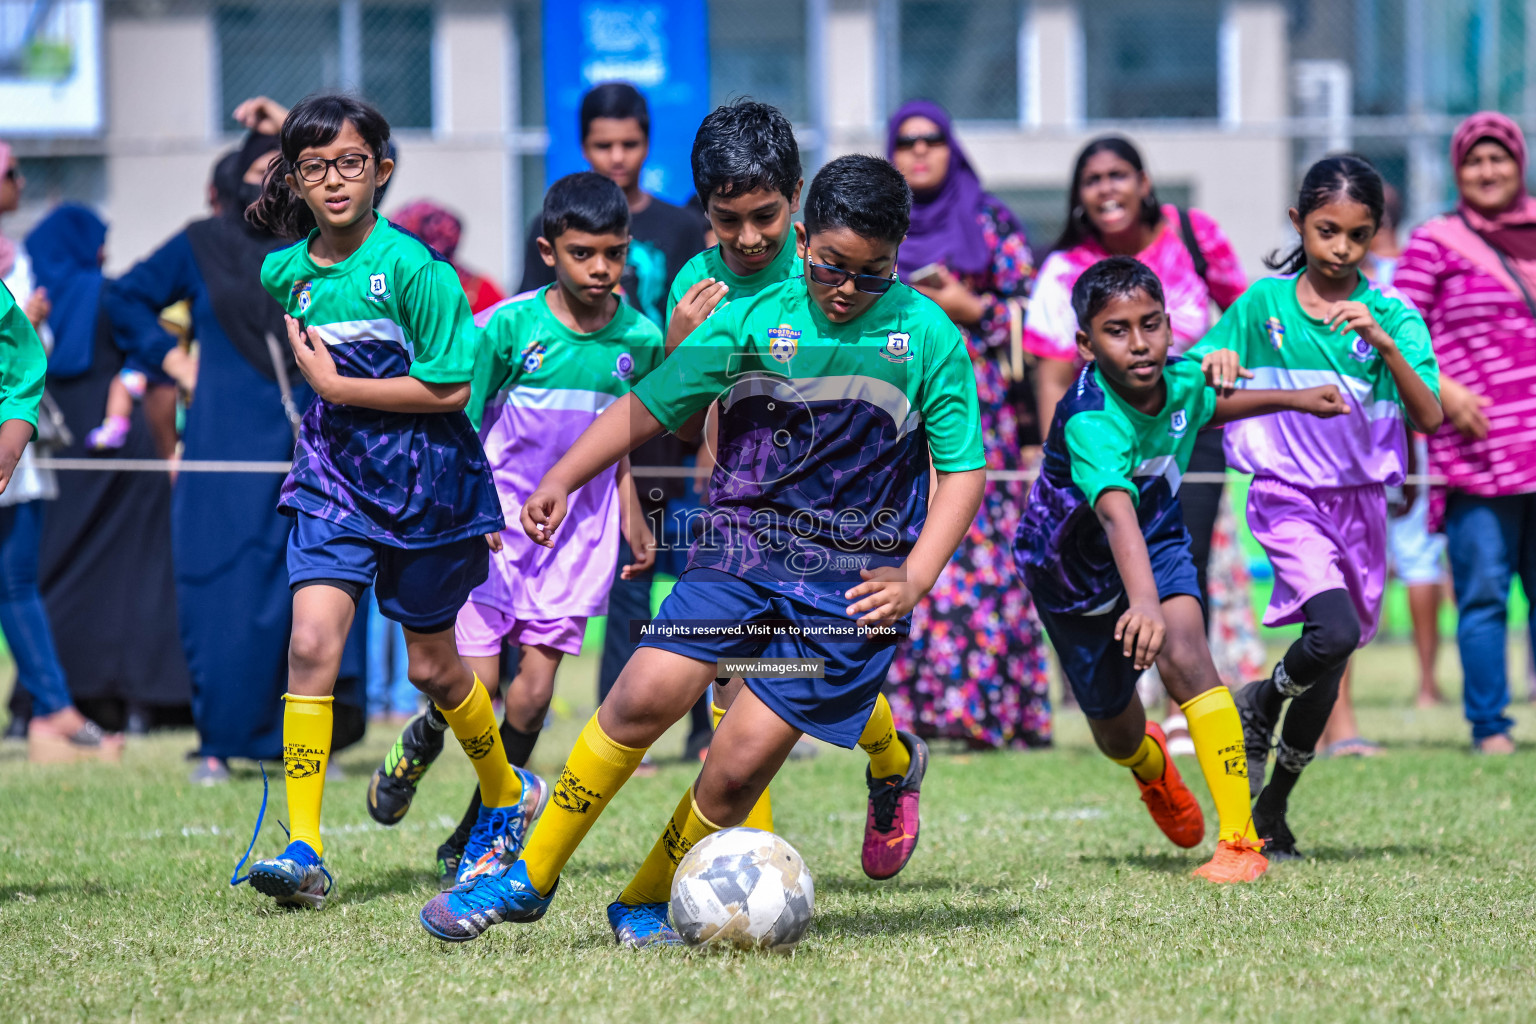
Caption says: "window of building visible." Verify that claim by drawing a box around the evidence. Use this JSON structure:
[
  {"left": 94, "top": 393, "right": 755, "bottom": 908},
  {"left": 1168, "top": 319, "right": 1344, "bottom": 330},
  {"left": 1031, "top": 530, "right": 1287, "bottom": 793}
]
[
  {"left": 216, "top": 3, "right": 434, "bottom": 132},
  {"left": 896, "top": 0, "right": 1018, "bottom": 121},
  {"left": 708, "top": 0, "right": 808, "bottom": 123},
  {"left": 1082, "top": 0, "right": 1220, "bottom": 120}
]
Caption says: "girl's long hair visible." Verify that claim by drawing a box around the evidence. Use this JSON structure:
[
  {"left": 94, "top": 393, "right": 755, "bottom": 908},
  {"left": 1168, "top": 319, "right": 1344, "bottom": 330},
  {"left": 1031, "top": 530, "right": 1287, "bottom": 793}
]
[
  {"left": 1049, "top": 135, "right": 1163, "bottom": 255},
  {"left": 246, "top": 93, "right": 391, "bottom": 240},
  {"left": 1265, "top": 154, "right": 1384, "bottom": 276}
]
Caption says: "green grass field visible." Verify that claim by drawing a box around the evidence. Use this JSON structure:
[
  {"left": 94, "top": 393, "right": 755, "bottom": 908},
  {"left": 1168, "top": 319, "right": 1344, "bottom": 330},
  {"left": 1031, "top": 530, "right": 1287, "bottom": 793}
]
[{"left": 2, "top": 640, "right": 1533, "bottom": 1024}]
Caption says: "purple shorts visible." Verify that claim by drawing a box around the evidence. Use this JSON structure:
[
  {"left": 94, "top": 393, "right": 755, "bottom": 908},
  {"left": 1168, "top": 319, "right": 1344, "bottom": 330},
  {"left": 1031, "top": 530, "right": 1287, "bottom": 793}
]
[
  {"left": 454, "top": 599, "right": 587, "bottom": 658},
  {"left": 1247, "top": 477, "right": 1386, "bottom": 645}
]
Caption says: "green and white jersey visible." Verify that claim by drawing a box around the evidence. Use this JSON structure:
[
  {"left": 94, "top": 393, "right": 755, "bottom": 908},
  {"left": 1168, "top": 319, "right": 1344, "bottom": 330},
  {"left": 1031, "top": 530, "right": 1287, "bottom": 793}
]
[
  {"left": 467, "top": 287, "right": 664, "bottom": 616},
  {"left": 0, "top": 279, "right": 44, "bottom": 432},
  {"left": 633, "top": 274, "right": 984, "bottom": 583},
  {"left": 260, "top": 214, "right": 502, "bottom": 546},
  {"left": 1189, "top": 273, "right": 1438, "bottom": 487},
  {"left": 1013, "top": 357, "right": 1218, "bottom": 615},
  {"left": 665, "top": 239, "right": 800, "bottom": 329}
]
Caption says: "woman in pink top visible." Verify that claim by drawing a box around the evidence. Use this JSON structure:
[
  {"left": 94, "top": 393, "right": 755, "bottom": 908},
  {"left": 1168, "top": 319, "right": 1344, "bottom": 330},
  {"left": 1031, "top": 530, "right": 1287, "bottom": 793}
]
[
  {"left": 1024, "top": 137, "right": 1262, "bottom": 712},
  {"left": 1394, "top": 111, "right": 1536, "bottom": 754}
]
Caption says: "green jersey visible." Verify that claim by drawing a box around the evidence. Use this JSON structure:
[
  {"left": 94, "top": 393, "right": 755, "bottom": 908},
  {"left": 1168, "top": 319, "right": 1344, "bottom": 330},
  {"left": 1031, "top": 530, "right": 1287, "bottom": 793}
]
[
  {"left": 260, "top": 214, "right": 502, "bottom": 546},
  {"left": 0, "top": 280, "right": 44, "bottom": 432},
  {"left": 1013, "top": 357, "right": 1218, "bottom": 615},
  {"left": 633, "top": 275, "right": 984, "bottom": 583},
  {"left": 665, "top": 239, "right": 800, "bottom": 328},
  {"left": 468, "top": 286, "right": 664, "bottom": 616},
  {"left": 1188, "top": 273, "right": 1438, "bottom": 487}
]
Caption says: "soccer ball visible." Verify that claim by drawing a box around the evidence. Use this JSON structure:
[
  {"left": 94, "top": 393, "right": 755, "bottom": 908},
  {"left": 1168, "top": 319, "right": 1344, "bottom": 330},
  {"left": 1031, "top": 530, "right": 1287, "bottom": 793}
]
[{"left": 671, "top": 827, "right": 815, "bottom": 951}]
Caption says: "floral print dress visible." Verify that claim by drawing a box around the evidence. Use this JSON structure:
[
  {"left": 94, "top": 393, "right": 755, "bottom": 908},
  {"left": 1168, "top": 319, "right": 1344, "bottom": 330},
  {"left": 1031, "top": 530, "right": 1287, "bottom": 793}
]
[{"left": 885, "top": 198, "right": 1054, "bottom": 749}]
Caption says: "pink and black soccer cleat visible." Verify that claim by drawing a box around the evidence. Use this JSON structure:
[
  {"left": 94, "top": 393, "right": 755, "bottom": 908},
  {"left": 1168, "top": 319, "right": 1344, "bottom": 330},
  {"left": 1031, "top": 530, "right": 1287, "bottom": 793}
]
[{"left": 861, "top": 730, "right": 928, "bottom": 880}]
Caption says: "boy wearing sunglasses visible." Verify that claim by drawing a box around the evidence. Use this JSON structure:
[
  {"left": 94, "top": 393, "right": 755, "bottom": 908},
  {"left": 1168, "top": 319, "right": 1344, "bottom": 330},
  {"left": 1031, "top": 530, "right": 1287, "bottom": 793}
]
[{"left": 419, "top": 154, "right": 987, "bottom": 943}]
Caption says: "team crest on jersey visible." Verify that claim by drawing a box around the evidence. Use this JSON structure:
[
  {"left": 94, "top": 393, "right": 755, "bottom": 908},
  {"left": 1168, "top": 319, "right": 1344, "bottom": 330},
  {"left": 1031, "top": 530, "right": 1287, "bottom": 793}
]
[
  {"left": 767, "top": 324, "right": 800, "bottom": 363},
  {"left": 366, "top": 273, "right": 390, "bottom": 303},
  {"left": 613, "top": 352, "right": 636, "bottom": 382},
  {"left": 1265, "top": 316, "right": 1285, "bottom": 350},
  {"left": 1169, "top": 408, "right": 1189, "bottom": 439},
  {"left": 1349, "top": 335, "right": 1377, "bottom": 362},
  {"left": 290, "top": 280, "right": 312, "bottom": 315},
  {"left": 883, "top": 331, "right": 913, "bottom": 363},
  {"left": 521, "top": 342, "right": 547, "bottom": 374}
]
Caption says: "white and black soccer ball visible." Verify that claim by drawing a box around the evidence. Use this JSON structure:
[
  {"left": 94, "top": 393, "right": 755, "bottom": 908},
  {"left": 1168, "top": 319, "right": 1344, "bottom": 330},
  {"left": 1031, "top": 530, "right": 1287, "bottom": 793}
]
[{"left": 671, "top": 827, "right": 815, "bottom": 952}]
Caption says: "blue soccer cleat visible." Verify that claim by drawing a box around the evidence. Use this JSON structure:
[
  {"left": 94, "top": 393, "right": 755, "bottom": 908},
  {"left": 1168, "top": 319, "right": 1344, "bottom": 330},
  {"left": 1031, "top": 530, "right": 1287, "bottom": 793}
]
[
  {"left": 607, "top": 900, "right": 682, "bottom": 948},
  {"left": 457, "top": 767, "right": 549, "bottom": 884},
  {"left": 419, "top": 859, "right": 557, "bottom": 941},
  {"left": 246, "top": 840, "right": 332, "bottom": 910}
]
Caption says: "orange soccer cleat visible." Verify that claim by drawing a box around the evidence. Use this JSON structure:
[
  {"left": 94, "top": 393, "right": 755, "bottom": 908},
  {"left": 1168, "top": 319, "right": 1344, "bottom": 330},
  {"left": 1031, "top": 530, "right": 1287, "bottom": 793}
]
[
  {"left": 1134, "top": 722, "right": 1205, "bottom": 848},
  {"left": 1192, "top": 838, "right": 1269, "bottom": 884}
]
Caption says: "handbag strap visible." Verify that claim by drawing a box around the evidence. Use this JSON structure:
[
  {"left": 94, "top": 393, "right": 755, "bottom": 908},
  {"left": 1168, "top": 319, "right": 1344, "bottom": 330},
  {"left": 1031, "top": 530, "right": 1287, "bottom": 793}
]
[
  {"left": 1177, "top": 207, "right": 1209, "bottom": 285},
  {"left": 1456, "top": 210, "right": 1536, "bottom": 319}
]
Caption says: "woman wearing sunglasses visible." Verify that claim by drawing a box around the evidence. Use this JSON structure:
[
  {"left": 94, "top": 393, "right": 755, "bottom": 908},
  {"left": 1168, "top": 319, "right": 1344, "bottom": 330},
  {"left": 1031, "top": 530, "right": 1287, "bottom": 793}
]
[{"left": 881, "top": 100, "right": 1052, "bottom": 754}]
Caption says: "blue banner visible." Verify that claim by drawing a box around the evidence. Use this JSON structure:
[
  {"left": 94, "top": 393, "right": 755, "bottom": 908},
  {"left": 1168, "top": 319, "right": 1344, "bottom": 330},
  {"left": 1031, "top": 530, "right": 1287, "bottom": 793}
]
[{"left": 542, "top": 0, "right": 711, "bottom": 205}]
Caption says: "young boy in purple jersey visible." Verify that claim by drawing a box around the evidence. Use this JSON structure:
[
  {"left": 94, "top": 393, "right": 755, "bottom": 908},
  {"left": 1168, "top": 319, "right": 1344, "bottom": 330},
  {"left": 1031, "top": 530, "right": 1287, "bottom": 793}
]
[
  {"left": 366, "top": 173, "right": 664, "bottom": 888},
  {"left": 231, "top": 95, "right": 544, "bottom": 910}
]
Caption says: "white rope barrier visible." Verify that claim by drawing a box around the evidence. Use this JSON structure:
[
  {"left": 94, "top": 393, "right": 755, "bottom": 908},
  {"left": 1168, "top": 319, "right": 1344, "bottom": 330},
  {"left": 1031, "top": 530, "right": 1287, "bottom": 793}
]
[{"left": 30, "top": 457, "right": 1450, "bottom": 486}]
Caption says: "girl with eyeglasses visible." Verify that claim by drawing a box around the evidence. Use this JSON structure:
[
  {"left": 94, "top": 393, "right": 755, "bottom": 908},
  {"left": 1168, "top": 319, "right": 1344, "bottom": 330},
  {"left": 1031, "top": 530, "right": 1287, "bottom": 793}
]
[{"left": 233, "top": 94, "right": 543, "bottom": 911}]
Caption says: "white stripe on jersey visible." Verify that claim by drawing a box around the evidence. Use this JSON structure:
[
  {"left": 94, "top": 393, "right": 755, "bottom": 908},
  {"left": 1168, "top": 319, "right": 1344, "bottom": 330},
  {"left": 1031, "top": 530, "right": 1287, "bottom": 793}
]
[
  {"left": 307, "top": 318, "right": 413, "bottom": 359},
  {"left": 723, "top": 373, "right": 921, "bottom": 437},
  {"left": 501, "top": 386, "right": 620, "bottom": 414}
]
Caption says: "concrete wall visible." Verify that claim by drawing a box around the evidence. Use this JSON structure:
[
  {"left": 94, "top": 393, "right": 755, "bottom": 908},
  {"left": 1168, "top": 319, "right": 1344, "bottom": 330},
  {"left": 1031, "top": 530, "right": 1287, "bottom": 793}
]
[
  {"left": 823, "top": 0, "right": 1294, "bottom": 277},
  {"left": 95, "top": 1, "right": 517, "bottom": 282},
  {"left": 71, "top": 0, "right": 1296, "bottom": 285}
]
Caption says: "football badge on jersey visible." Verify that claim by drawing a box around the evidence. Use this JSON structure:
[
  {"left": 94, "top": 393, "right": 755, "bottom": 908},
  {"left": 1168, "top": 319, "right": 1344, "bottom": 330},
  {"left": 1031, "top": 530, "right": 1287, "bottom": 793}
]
[
  {"left": 1169, "top": 408, "right": 1189, "bottom": 439},
  {"left": 1349, "top": 335, "right": 1377, "bottom": 362},
  {"left": 1265, "top": 316, "right": 1285, "bottom": 350},
  {"left": 521, "top": 342, "right": 547, "bottom": 374},
  {"left": 290, "top": 280, "right": 312, "bottom": 315},
  {"left": 882, "top": 331, "right": 913, "bottom": 363},
  {"left": 613, "top": 352, "right": 636, "bottom": 382},
  {"left": 367, "top": 272, "right": 390, "bottom": 303},
  {"left": 767, "top": 324, "right": 800, "bottom": 364}
]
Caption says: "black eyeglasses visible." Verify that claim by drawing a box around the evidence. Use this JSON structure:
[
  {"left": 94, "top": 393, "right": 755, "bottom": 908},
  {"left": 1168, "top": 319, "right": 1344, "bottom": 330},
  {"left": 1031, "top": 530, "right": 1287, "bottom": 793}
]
[
  {"left": 805, "top": 257, "right": 897, "bottom": 295},
  {"left": 893, "top": 131, "right": 946, "bottom": 150},
  {"left": 295, "top": 153, "right": 371, "bottom": 183}
]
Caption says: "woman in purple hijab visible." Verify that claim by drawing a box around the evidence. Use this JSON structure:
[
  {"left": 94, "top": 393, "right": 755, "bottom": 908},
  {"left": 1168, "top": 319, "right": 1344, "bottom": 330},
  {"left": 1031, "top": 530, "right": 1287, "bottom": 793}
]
[{"left": 881, "top": 99, "right": 1052, "bottom": 750}]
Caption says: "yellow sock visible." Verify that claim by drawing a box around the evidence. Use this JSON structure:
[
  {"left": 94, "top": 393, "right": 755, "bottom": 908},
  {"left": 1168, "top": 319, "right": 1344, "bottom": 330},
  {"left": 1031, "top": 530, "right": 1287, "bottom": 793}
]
[
  {"left": 618, "top": 787, "right": 725, "bottom": 905},
  {"left": 858, "top": 693, "right": 910, "bottom": 779},
  {"left": 1182, "top": 687, "right": 1258, "bottom": 843},
  {"left": 437, "top": 677, "right": 522, "bottom": 808},
  {"left": 282, "top": 693, "right": 333, "bottom": 857},
  {"left": 522, "top": 713, "right": 647, "bottom": 895},
  {"left": 711, "top": 696, "right": 774, "bottom": 830},
  {"left": 1111, "top": 732, "right": 1166, "bottom": 783}
]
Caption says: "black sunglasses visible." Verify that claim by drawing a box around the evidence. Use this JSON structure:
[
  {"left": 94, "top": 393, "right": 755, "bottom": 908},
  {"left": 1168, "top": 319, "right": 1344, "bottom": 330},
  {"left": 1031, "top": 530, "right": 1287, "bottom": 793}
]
[
  {"left": 893, "top": 131, "right": 947, "bottom": 150},
  {"left": 295, "top": 153, "right": 371, "bottom": 183},
  {"left": 805, "top": 257, "right": 897, "bottom": 295}
]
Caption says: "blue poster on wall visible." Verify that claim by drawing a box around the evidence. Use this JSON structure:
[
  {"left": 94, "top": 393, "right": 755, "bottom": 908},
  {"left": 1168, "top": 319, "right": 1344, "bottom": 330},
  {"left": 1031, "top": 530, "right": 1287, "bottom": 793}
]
[{"left": 542, "top": 0, "right": 710, "bottom": 205}]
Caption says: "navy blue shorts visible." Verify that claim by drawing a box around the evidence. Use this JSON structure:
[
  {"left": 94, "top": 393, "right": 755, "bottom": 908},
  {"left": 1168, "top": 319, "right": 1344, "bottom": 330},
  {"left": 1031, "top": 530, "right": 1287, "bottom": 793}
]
[
  {"left": 1033, "top": 534, "right": 1203, "bottom": 721},
  {"left": 638, "top": 568, "right": 904, "bottom": 747},
  {"left": 286, "top": 513, "right": 488, "bottom": 634}
]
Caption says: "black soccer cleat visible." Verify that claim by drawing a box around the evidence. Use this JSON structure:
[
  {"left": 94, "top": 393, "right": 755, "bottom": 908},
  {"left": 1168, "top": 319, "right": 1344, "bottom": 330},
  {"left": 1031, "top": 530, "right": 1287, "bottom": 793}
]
[
  {"left": 1233, "top": 679, "right": 1276, "bottom": 801},
  {"left": 366, "top": 707, "right": 447, "bottom": 825},
  {"left": 1253, "top": 798, "right": 1304, "bottom": 861}
]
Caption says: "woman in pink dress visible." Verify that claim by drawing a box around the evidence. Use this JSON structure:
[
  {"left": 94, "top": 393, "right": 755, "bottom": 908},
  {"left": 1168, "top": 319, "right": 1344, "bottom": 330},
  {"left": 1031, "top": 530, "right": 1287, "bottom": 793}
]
[{"left": 1394, "top": 111, "right": 1536, "bottom": 755}]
